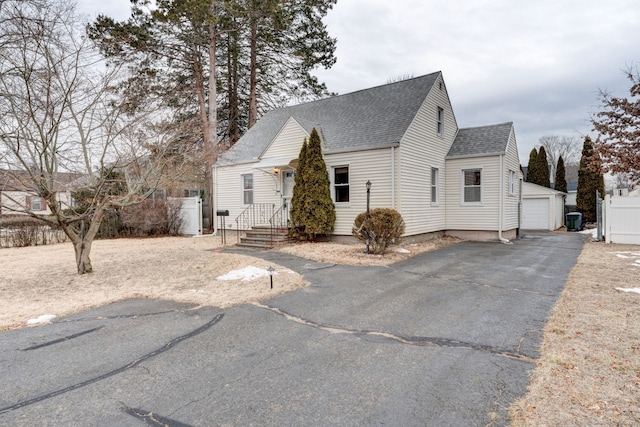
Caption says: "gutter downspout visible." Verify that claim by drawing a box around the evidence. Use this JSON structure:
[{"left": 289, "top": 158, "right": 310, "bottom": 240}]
[
  {"left": 391, "top": 146, "right": 396, "bottom": 209},
  {"left": 498, "top": 154, "right": 512, "bottom": 244},
  {"left": 213, "top": 165, "right": 218, "bottom": 236}
]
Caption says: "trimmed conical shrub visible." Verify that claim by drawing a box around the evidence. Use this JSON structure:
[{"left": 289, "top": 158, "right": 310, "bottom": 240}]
[
  {"left": 537, "top": 146, "right": 551, "bottom": 188},
  {"left": 555, "top": 155, "right": 567, "bottom": 193},
  {"left": 289, "top": 138, "right": 308, "bottom": 237},
  {"left": 526, "top": 148, "right": 539, "bottom": 184},
  {"left": 290, "top": 128, "right": 335, "bottom": 240}
]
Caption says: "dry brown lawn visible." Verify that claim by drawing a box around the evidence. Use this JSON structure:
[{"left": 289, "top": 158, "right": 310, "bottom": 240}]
[
  {"left": 0, "top": 236, "right": 305, "bottom": 331},
  {"left": 2, "top": 234, "right": 639, "bottom": 425},
  {"left": 510, "top": 241, "right": 640, "bottom": 426}
]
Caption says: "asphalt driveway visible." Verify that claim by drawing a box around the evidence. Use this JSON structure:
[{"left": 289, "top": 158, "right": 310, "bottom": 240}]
[{"left": 0, "top": 231, "right": 587, "bottom": 426}]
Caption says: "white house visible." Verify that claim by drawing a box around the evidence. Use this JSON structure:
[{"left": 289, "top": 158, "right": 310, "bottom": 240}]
[
  {"left": 213, "top": 72, "right": 523, "bottom": 244},
  {"left": 522, "top": 182, "right": 566, "bottom": 230},
  {"left": 0, "top": 170, "right": 80, "bottom": 216}
]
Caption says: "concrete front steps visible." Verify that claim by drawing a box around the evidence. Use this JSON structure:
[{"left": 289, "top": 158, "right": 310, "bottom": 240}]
[{"left": 237, "top": 226, "right": 291, "bottom": 249}]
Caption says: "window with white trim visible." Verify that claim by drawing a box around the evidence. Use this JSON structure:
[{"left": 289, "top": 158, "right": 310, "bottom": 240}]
[
  {"left": 242, "top": 174, "right": 253, "bottom": 205},
  {"left": 509, "top": 170, "right": 517, "bottom": 196},
  {"left": 462, "top": 169, "right": 482, "bottom": 204},
  {"left": 437, "top": 107, "right": 444, "bottom": 136},
  {"left": 431, "top": 167, "right": 439, "bottom": 204},
  {"left": 333, "top": 166, "right": 349, "bottom": 203},
  {"left": 30, "top": 196, "right": 43, "bottom": 211}
]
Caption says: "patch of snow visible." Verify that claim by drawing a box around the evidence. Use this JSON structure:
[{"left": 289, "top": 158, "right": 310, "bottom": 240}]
[
  {"left": 395, "top": 248, "right": 411, "bottom": 254},
  {"left": 615, "top": 287, "right": 640, "bottom": 294},
  {"left": 579, "top": 228, "right": 598, "bottom": 237},
  {"left": 26, "top": 314, "right": 57, "bottom": 325},
  {"left": 217, "top": 266, "right": 275, "bottom": 281}
]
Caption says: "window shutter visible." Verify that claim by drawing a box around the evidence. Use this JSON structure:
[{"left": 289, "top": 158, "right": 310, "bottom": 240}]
[{"left": 25, "top": 195, "right": 31, "bottom": 210}]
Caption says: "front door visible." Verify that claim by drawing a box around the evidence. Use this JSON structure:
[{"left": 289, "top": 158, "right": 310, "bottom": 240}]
[{"left": 282, "top": 170, "right": 295, "bottom": 225}]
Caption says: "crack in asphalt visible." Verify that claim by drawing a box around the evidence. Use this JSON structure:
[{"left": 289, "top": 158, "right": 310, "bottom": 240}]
[
  {"left": 55, "top": 309, "right": 182, "bottom": 323},
  {"left": 253, "top": 303, "right": 535, "bottom": 363},
  {"left": 123, "top": 405, "right": 194, "bottom": 427},
  {"left": 0, "top": 314, "right": 224, "bottom": 415},
  {"left": 21, "top": 327, "right": 104, "bottom": 351}
]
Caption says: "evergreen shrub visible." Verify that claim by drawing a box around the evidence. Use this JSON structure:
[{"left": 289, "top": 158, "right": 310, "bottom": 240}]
[{"left": 352, "top": 208, "right": 405, "bottom": 255}]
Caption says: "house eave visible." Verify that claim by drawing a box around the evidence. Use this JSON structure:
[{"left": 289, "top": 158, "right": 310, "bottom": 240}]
[
  {"left": 446, "top": 151, "right": 506, "bottom": 160},
  {"left": 324, "top": 142, "right": 399, "bottom": 156}
]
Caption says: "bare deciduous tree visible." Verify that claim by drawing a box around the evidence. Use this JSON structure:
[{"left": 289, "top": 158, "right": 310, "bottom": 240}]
[
  {"left": 538, "top": 135, "right": 581, "bottom": 179},
  {"left": 0, "top": 0, "right": 179, "bottom": 274}
]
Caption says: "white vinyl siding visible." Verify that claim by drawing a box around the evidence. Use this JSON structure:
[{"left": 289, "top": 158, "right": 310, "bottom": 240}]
[
  {"left": 445, "top": 157, "right": 500, "bottom": 231},
  {"left": 325, "top": 148, "right": 395, "bottom": 235},
  {"left": 502, "top": 129, "right": 522, "bottom": 230},
  {"left": 398, "top": 72, "right": 457, "bottom": 236},
  {"left": 214, "top": 164, "right": 282, "bottom": 230},
  {"left": 260, "top": 117, "right": 309, "bottom": 159}
]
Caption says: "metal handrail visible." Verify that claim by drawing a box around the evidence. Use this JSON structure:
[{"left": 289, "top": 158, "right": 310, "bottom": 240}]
[
  {"left": 235, "top": 203, "right": 275, "bottom": 243},
  {"left": 268, "top": 201, "right": 289, "bottom": 244}
]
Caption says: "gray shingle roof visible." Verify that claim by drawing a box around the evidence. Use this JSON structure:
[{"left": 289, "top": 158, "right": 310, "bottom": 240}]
[
  {"left": 447, "top": 122, "right": 514, "bottom": 159},
  {"left": 216, "top": 72, "right": 441, "bottom": 166}
]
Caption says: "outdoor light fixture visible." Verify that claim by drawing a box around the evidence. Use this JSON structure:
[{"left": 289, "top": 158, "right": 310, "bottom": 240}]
[
  {"left": 267, "top": 266, "right": 275, "bottom": 289},
  {"left": 273, "top": 167, "right": 280, "bottom": 174},
  {"left": 366, "top": 180, "right": 371, "bottom": 255}
]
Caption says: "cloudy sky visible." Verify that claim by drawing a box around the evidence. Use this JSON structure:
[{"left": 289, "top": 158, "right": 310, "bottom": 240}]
[{"left": 79, "top": 0, "right": 640, "bottom": 163}]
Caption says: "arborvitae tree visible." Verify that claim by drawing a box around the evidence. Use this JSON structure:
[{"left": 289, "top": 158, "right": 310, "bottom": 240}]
[
  {"left": 526, "top": 148, "right": 540, "bottom": 184},
  {"left": 537, "top": 145, "right": 551, "bottom": 188},
  {"left": 555, "top": 156, "right": 568, "bottom": 193},
  {"left": 289, "top": 138, "right": 308, "bottom": 235},
  {"left": 292, "top": 128, "right": 335, "bottom": 240},
  {"left": 576, "top": 136, "right": 605, "bottom": 223}
]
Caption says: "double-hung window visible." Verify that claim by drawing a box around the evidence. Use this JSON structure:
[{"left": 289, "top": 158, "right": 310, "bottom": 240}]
[
  {"left": 30, "top": 197, "right": 43, "bottom": 211},
  {"left": 462, "top": 169, "right": 482, "bottom": 204},
  {"left": 437, "top": 107, "right": 444, "bottom": 136},
  {"left": 509, "top": 170, "right": 517, "bottom": 196},
  {"left": 431, "top": 167, "right": 439, "bottom": 204},
  {"left": 334, "top": 166, "right": 349, "bottom": 203},
  {"left": 242, "top": 174, "right": 253, "bottom": 205}
]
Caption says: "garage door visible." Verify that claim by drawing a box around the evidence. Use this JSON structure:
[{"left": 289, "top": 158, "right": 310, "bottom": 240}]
[{"left": 522, "top": 198, "right": 549, "bottom": 229}]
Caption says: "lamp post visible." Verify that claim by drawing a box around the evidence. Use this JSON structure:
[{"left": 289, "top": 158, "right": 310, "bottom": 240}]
[
  {"left": 267, "top": 266, "right": 275, "bottom": 289},
  {"left": 366, "top": 180, "right": 371, "bottom": 255}
]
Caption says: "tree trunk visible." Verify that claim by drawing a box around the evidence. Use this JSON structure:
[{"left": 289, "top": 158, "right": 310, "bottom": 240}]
[
  {"left": 248, "top": 18, "right": 258, "bottom": 129},
  {"left": 74, "top": 232, "right": 94, "bottom": 274},
  {"left": 203, "top": 4, "right": 218, "bottom": 232}
]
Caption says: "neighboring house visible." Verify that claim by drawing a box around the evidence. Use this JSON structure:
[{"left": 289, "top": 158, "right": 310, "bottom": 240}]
[
  {"left": 522, "top": 182, "right": 566, "bottom": 230},
  {"left": 564, "top": 181, "right": 578, "bottom": 210},
  {"left": 214, "top": 71, "right": 523, "bottom": 242},
  {"left": 0, "top": 170, "right": 81, "bottom": 216}
]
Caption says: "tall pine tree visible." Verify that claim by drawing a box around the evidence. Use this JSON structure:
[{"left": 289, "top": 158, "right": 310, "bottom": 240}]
[
  {"left": 289, "top": 138, "right": 308, "bottom": 235},
  {"left": 290, "top": 128, "right": 335, "bottom": 240},
  {"left": 537, "top": 146, "right": 551, "bottom": 188},
  {"left": 555, "top": 155, "right": 568, "bottom": 193},
  {"left": 576, "top": 136, "right": 605, "bottom": 223},
  {"left": 526, "top": 148, "right": 540, "bottom": 184}
]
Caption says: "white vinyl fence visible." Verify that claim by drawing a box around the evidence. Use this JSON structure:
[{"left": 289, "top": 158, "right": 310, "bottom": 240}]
[
  {"left": 169, "top": 197, "right": 202, "bottom": 236},
  {"left": 604, "top": 195, "right": 640, "bottom": 244}
]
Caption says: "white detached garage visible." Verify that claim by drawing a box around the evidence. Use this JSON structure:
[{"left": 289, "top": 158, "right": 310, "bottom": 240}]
[{"left": 522, "top": 182, "right": 566, "bottom": 230}]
